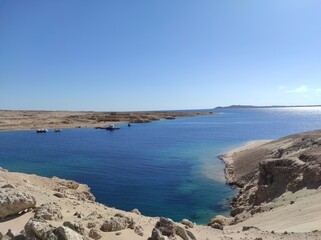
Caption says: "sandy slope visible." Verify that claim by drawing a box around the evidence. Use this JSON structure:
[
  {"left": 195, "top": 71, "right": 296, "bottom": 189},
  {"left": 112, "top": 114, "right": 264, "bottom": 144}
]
[{"left": 1, "top": 169, "right": 320, "bottom": 239}]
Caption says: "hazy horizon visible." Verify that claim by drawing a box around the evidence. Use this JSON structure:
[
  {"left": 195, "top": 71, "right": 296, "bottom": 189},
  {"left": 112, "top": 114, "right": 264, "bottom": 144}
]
[{"left": 1, "top": 1, "right": 321, "bottom": 111}]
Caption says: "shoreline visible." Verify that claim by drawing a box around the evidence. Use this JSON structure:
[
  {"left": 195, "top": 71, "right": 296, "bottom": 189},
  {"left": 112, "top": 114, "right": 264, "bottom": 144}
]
[
  {"left": 220, "top": 140, "right": 271, "bottom": 187},
  {"left": 218, "top": 132, "right": 321, "bottom": 234},
  {"left": 0, "top": 110, "right": 212, "bottom": 132}
]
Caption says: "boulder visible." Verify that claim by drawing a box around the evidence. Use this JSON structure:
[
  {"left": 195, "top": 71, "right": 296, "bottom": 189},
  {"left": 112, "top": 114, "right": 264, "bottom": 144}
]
[
  {"left": 87, "top": 222, "right": 96, "bottom": 229},
  {"left": 100, "top": 216, "right": 131, "bottom": 232},
  {"left": 148, "top": 228, "right": 169, "bottom": 240},
  {"left": 156, "top": 217, "right": 176, "bottom": 236},
  {"left": 131, "top": 208, "right": 141, "bottom": 215},
  {"left": 134, "top": 225, "right": 144, "bottom": 236},
  {"left": 208, "top": 215, "right": 229, "bottom": 227},
  {"left": 0, "top": 191, "right": 36, "bottom": 219},
  {"left": 63, "top": 221, "right": 85, "bottom": 235},
  {"left": 54, "top": 226, "right": 84, "bottom": 240},
  {"left": 88, "top": 229, "right": 102, "bottom": 240},
  {"left": 181, "top": 219, "right": 194, "bottom": 228},
  {"left": 35, "top": 203, "right": 63, "bottom": 221},
  {"left": 210, "top": 223, "right": 223, "bottom": 230},
  {"left": 24, "top": 218, "right": 57, "bottom": 240},
  {"left": 150, "top": 218, "right": 196, "bottom": 240}
]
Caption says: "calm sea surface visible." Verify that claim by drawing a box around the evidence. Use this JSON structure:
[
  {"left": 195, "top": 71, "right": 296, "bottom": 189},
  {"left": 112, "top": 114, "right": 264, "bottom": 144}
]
[{"left": 1, "top": 107, "right": 321, "bottom": 223}]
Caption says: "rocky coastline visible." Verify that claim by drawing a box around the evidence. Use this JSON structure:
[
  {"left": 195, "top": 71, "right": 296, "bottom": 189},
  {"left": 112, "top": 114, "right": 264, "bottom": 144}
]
[{"left": 216, "top": 131, "right": 321, "bottom": 231}]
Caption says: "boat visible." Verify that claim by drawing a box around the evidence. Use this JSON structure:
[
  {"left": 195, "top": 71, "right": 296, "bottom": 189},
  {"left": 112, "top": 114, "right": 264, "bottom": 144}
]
[
  {"left": 128, "top": 123, "right": 131, "bottom": 127},
  {"left": 55, "top": 129, "right": 62, "bottom": 132},
  {"left": 105, "top": 124, "right": 120, "bottom": 130},
  {"left": 36, "top": 129, "right": 48, "bottom": 133}
]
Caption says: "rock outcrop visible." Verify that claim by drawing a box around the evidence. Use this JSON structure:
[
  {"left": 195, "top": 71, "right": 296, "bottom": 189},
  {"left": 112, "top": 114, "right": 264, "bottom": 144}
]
[
  {"left": 25, "top": 218, "right": 57, "bottom": 240},
  {"left": 35, "top": 202, "right": 62, "bottom": 221},
  {"left": 220, "top": 131, "right": 321, "bottom": 224},
  {"left": 24, "top": 218, "right": 85, "bottom": 240},
  {"left": 148, "top": 217, "right": 196, "bottom": 240},
  {"left": 0, "top": 190, "right": 36, "bottom": 219},
  {"left": 100, "top": 215, "right": 134, "bottom": 232},
  {"left": 54, "top": 226, "right": 84, "bottom": 240}
]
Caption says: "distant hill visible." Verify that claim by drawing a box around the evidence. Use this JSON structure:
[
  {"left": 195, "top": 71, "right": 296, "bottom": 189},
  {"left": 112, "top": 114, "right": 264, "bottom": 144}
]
[{"left": 215, "top": 105, "right": 321, "bottom": 109}]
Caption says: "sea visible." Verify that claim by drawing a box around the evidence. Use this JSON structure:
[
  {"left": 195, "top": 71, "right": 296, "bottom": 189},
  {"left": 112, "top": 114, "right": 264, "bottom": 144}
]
[{"left": 1, "top": 107, "right": 321, "bottom": 224}]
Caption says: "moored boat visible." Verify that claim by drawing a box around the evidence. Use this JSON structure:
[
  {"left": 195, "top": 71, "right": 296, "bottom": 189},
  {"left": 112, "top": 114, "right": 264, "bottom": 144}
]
[
  {"left": 106, "top": 124, "right": 120, "bottom": 130},
  {"left": 36, "top": 129, "right": 48, "bottom": 133}
]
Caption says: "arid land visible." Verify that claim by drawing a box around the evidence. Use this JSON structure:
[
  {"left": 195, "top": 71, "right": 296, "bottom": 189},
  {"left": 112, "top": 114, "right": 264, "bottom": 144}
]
[{"left": 0, "top": 110, "right": 212, "bottom": 131}]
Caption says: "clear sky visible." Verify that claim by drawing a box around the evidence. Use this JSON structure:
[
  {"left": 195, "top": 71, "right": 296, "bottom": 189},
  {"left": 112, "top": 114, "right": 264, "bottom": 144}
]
[{"left": 1, "top": 0, "right": 321, "bottom": 111}]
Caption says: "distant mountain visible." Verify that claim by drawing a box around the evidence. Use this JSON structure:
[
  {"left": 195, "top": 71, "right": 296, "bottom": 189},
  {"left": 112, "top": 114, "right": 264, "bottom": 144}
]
[{"left": 215, "top": 105, "right": 321, "bottom": 109}]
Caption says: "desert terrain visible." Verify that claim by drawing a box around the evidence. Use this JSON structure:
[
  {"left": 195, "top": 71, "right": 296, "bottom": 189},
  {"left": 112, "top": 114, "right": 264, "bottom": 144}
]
[{"left": 0, "top": 110, "right": 211, "bottom": 131}]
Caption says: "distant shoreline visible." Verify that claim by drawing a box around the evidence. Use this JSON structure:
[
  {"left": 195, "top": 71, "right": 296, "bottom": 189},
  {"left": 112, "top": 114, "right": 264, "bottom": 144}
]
[
  {"left": 215, "top": 104, "right": 321, "bottom": 109},
  {"left": 0, "top": 110, "right": 213, "bottom": 131}
]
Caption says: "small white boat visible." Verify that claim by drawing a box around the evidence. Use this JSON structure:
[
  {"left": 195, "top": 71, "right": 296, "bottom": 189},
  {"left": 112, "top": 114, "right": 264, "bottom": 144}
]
[
  {"left": 55, "top": 129, "right": 62, "bottom": 132},
  {"left": 36, "top": 129, "right": 48, "bottom": 133},
  {"left": 105, "top": 124, "right": 120, "bottom": 130}
]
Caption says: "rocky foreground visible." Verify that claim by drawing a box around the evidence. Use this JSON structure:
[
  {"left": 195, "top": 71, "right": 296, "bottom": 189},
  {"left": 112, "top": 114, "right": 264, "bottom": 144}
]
[
  {"left": 0, "top": 110, "right": 211, "bottom": 131},
  {"left": 1, "top": 130, "right": 321, "bottom": 239}
]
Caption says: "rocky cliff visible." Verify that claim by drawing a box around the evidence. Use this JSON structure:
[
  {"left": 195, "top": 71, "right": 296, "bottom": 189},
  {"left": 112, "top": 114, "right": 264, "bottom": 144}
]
[{"left": 220, "top": 130, "right": 321, "bottom": 224}]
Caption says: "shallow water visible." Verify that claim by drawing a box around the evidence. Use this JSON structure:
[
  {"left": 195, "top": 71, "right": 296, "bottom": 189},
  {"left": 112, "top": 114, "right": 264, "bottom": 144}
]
[{"left": 1, "top": 107, "right": 321, "bottom": 223}]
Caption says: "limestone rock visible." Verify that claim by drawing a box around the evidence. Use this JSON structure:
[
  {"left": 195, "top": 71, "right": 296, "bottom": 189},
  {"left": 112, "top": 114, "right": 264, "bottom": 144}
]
[
  {"left": 35, "top": 203, "right": 63, "bottom": 221},
  {"left": 54, "top": 226, "right": 84, "bottom": 240},
  {"left": 88, "top": 229, "right": 102, "bottom": 240},
  {"left": 24, "top": 218, "right": 57, "bottom": 240},
  {"left": 63, "top": 221, "right": 85, "bottom": 235},
  {"left": 210, "top": 223, "right": 223, "bottom": 230},
  {"left": 181, "top": 219, "right": 194, "bottom": 228},
  {"left": 131, "top": 208, "right": 141, "bottom": 215},
  {"left": 87, "top": 222, "right": 96, "bottom": 229},
  {"left": 148, "top": 228, "right": 169, "bottom": 240},
  {"left": 0, "top": 190, "right": 36, "bottom": 219},
  {"left": 207, "top": 215, "right": 231, "bottom": 226},
  {"left": 134, "top": 225, "right": 144, "bottom": 236},
  {"left": 149, "top": 217, "right": 196, "bottom": 240},
  {"left": 74, "top": 211, "right": 84, "bottom": 218},
  {"left": 100, "top": 216, "right": 132, "bottom": 232}
]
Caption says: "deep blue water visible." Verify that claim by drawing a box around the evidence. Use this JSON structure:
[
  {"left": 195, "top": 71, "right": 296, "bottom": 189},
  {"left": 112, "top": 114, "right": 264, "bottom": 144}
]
[{"left": 1, "top": 107, "right": 321, "bottom": 224}]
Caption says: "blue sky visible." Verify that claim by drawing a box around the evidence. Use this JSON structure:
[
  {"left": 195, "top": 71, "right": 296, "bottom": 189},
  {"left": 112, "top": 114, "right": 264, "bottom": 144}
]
[{"left": 1, "top": 0, "right": 321, "bottom": 111}]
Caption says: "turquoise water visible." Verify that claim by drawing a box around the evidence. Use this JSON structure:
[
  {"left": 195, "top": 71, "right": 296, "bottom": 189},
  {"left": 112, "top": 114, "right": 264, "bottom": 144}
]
[{"left": 1, "top": 107, "right": 321, "bottom": 223}]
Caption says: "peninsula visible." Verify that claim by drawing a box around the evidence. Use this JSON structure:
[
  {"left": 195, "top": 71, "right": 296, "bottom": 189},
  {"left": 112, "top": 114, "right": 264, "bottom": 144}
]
[{"left": 215, "top": 105, "right": 321, "bottom": 109}]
